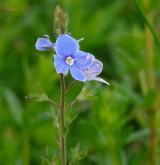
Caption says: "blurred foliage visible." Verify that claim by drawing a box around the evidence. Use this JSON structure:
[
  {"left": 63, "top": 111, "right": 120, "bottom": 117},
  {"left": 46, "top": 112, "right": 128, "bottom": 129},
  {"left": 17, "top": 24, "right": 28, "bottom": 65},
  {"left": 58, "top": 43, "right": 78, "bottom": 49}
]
[{"left": 0, "top": 0, "right": 160, "bottom": 165}]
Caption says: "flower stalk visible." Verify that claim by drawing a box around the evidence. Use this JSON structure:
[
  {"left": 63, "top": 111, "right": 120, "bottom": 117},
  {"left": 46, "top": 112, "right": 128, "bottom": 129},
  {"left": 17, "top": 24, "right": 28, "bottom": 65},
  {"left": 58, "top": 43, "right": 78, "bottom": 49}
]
[
  {"left": 54, "top": 6, "right": 68, "bottom": 165},
  {"left": 60, "top": 73, "right": 66, "bottom": 165}
]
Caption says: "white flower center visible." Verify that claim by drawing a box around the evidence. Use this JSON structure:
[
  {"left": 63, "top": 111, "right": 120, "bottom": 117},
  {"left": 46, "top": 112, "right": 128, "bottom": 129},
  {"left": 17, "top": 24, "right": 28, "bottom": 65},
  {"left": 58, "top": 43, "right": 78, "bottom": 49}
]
[{"left": 66, "top": 56, "right": 74, "bottom": 65}]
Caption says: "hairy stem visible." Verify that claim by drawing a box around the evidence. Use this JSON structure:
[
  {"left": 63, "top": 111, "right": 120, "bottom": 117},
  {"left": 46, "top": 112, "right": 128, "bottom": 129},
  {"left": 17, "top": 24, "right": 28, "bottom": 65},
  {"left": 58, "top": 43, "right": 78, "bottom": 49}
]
[{"left": 60, "top": 73, "right": 66, "bottom": 165}]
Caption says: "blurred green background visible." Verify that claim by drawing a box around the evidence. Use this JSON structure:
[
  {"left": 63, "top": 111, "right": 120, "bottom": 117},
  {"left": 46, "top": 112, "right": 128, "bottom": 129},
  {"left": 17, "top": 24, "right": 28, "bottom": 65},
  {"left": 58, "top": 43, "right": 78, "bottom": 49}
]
[{"left": 0, "top": 0, "right": 160, "bottom": 164}]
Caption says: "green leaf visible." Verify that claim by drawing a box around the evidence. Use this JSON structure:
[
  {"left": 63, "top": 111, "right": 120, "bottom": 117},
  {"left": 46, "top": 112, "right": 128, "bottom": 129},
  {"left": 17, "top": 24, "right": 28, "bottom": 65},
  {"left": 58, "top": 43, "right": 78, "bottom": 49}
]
[
  {"left": 70, "top": 143, "right": 88, "bottom": 164},
  {"left": 133, "top": 0, "right": 160, "bottom": 45},
  {"left": 65, "top": 104, "right": 78, "bottom": 127},
  {"left": 26, "top": 87, "right": 49, "bottom": 102},
  {"left": 77, "top": 82, "right": 103, "bottom": 101},
  {"left": 143, "top": 90, "right": 156, "bottom": 108},
  {"left": 4, "top": 88, "right": 24, "bottom": 126},
  {"left": 65, "top": 81, "right": 84, "bottom": 103},
  {"left": 126, "top": 128, "right": 149, "bottom": 144},
  {"left": 42, "top": 146, "right": 59, "bottom": 165}
]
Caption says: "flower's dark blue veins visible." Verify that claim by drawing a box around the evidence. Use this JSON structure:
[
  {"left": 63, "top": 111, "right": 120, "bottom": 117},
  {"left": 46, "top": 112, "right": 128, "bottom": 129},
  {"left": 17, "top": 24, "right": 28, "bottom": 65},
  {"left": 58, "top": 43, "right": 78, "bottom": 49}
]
[
  {"left": 54, "top": 55, "right": 69, "bottom": 75},
  {"left": 55, "top": 34, "right": 79, "bottom": 57},
  {"left": 35, "top": 35, "right": 54, "bottom": 51}
]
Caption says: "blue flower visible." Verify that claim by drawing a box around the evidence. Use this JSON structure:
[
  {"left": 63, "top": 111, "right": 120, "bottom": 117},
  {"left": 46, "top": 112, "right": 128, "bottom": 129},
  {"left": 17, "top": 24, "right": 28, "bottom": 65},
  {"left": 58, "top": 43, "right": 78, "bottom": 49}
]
[
  {"left": 35, "top": 35, "right": 54, "bottom": 51},
  {"left": 54, "top": 34, "right": 94, "bottom": 81},
  {"left": 83, "top": 59, "right": 110, "bottom": 85},
  {"left": 35, "top": 34, "right": 109, "bottom": 84}
]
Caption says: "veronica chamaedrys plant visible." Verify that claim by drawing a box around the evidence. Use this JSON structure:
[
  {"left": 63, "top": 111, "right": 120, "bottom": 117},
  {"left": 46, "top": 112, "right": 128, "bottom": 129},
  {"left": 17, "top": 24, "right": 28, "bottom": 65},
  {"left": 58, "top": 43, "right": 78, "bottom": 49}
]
[{"left": 35, "top": 5, "right": 109, "bottom": 165}]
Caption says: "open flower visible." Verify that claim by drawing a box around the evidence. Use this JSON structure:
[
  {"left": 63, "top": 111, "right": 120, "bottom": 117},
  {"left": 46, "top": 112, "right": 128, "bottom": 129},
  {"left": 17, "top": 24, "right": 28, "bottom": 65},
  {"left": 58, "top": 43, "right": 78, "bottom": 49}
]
[
  {"left": 35, "top": 34, "right": 109, "bottom": 84},
  {"left": 54, "top": 34, "right": 94, "bottom": 81}
]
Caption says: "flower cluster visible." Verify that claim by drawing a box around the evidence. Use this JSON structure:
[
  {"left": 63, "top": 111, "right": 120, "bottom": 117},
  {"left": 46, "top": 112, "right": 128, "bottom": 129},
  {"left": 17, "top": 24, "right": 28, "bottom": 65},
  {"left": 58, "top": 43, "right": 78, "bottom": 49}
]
[{"left": 35, "top": 34, "right": 109, "bottom": 84}]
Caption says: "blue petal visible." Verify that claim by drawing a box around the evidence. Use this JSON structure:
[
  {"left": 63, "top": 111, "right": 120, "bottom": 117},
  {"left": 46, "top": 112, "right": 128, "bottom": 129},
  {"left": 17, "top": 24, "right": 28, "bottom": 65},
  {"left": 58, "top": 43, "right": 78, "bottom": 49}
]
[
  {"left": 74, "top": 51, "right": 95, "bottom": 69},
  {"left": 54, "top": 55, "right": 69, "bottom": 75},
  {"left": 83, "top": 59, "right": 109, "bottom": 84},
  {"left": 35, "top": 35, "right": 54, "bottom": 51},
  {"left": 70, "top": 66, "right": 86, "bottom": 82},
  {"left": 84, "top": 59, "right": 103, "bottom": 80},
  {"left": 55, "top": 34, "right": 79, "bottom": 57}
]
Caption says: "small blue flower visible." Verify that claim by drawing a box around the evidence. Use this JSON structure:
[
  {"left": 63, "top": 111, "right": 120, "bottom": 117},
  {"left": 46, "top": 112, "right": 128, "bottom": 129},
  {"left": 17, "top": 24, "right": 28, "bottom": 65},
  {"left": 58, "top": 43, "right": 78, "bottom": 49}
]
[
  {"left": 54, "top": 34, "right": 94, "bottom": 81},
  {"left": 83, "top": 59, "right": 110, "bottom": 85},
  {"left": 35, "top": 34, "right": 109, "bottom": 84},
  {"left": 35, "top": 35, "right": 54, "bottom": 51}
]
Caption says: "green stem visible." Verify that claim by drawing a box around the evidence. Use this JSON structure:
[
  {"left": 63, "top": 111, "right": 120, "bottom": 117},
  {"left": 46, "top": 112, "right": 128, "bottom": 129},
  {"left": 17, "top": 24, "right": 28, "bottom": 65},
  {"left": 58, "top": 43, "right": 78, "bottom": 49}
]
[
  {"left": 139, "top": 70, "right": 147, "bottom": 96},
  {"left": 143, "top": 0, "right": 157, "bottom": 164},
  {"left": 60, "top": 73, "right": 66, "bottom": 165},
  {"left": 23, "top": 130, "right": 30, "bottom": 165},
  {"left": 146, "top": 28, "right": 157, "bottom": 164},
  {"left": 145, "top": 22, "right": 154, "bottom": 89},
  {"left": 146, "top": 27, "right": 157, "bottom": 165}
]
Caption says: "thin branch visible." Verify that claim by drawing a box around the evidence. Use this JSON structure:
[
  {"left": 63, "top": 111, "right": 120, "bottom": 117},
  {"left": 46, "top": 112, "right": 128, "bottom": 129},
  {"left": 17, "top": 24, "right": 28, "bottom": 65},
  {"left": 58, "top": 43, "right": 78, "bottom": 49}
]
[{"left": 47, "top": 98, "right": 60, "bottom": 108}]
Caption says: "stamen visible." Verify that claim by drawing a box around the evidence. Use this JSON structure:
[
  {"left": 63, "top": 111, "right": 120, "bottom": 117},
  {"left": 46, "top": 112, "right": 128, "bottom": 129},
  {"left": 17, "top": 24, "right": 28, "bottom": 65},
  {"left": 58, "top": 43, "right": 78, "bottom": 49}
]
[{"left": 66, "top": 56, "right": 74, "bottom": 65}]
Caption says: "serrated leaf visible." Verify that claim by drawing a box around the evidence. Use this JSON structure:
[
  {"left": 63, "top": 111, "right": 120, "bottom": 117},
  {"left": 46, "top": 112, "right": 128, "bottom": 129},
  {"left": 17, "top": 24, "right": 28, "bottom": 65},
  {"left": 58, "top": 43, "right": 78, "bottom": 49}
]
[
  {"left": 70, "top": 143, "right": 88, "bottom": 163},
  {"left": 26, "top": 88, "right": 49, "bottom": 102},
  {"left": 65, "top": 104, "right": 78, "bottom": 127},
  {"left": 77, "top": 82, "right": 103, "bottom": 101}
]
